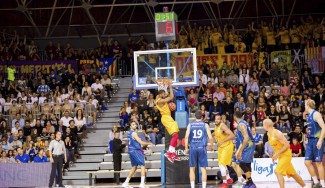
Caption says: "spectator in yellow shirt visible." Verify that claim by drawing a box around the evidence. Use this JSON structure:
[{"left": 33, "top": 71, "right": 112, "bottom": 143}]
[
  {"left": 290, "top": 24, "right": 301, "bottom": 49},
  {"left": 252, "top": 33, "right": 262, "bottom": 53},
  {"left": 178, "top": 25, "right": 188, "bottom": 48},
  {"left": 266, "top": 28, "right": 276, "bottom": 52},
  {"left": 217, "top": 37, "right": 227, "bottom": 54},
  {"left": 7, "top": 65, "right": 16, "bottom": 82},
  {"left": 234, "top": 37, "right": 246, "bottom": 53},
  {"left": 276, "top": 26, "right": 290, "bottom": 50},
  {"left": 210, "top": 28, "right": 222, "bottom": 53}
]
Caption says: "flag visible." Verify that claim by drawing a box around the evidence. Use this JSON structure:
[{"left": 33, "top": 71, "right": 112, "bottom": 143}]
[
  {"left": 304, "top": 47, "right": 325, "bottom": 74},
  {"left": 96, "top": 58, "right": 116, "bottom": 76}
]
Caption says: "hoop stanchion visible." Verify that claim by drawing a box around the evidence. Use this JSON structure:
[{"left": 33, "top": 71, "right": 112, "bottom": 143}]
[
  {"left": 160, "top": 149, "right": 166, "bottom": 185},
  {"left": 164, "top": 128, "right": 190, "bottom": 184}
]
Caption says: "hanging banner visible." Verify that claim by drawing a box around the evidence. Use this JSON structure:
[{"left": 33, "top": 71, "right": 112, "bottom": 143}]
[
  {"left": 197, "top": 53, "right": 254, "bottom": 69},
  {"left": 305, "top": 47, "right": 325, "bottom": 74},
  {"left": 0, "top": 60, "right": 78, "bottom": 74},
  {"left": 79, "top": 58, "right": 116, "bottom": 76},
  {"left": 173, "top": 53, "right": 254, "bottom": 77},
  {"left": 270, "top": 50, "right": 293, "bottom": 71}
]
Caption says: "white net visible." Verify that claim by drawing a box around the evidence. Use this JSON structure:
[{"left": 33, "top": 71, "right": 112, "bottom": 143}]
[{"left": 156, "top": 78, "right": 172, "bottom": 92}]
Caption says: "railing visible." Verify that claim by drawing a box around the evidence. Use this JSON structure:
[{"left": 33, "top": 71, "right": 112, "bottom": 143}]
[
  {"left": 115, "top": 57, "right": 134, "bottom": 77},
  {"left": 1, "top": 101, "right": 98, "bottom": 129}
]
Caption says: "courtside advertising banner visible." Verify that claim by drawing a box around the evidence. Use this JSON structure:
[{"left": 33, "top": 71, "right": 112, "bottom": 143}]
[
  {"left": 165, "top": 128, "right": 190, "bottom": 184},
  {"left": 0, "top": 163, "right": 51, "bottom": 187},
  {"left": 251, "top": 157, "right": 311, "bottom": 182}
]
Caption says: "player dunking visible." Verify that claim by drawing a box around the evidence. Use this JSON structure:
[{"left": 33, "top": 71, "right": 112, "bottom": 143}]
[
  {"left": 122, "top": 121, "right": 152, "bottom": 188},
  {"left": 155, "top": 81, "right": 180, "bottom": 163},
  {"left": 263, "top": 119, "right": 306, "bottom": 188},
  {"left": 304, "top": 99, "right": 325, "bottom": 188},
  {"left": 184, "top": 110, "right": 214, "bottom": 188},
  {"left": 214, "top": 114, "right": 235, "bottom": 187},
  {"left": 233, "top": 111, "right": 256, "bottom": 188}
]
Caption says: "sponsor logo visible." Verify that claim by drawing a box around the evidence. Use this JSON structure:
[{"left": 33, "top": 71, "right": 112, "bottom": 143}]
[
  {"left": 253, "top": 159, "right": 277, "bottom": 177},
  {"left": 175, "top": 149, "right": 189, "bottom": 161}
]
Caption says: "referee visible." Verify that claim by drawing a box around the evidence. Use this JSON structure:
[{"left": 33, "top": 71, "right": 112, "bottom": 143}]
[{"left": 48, "top": 131, "right": 67, "bottom": 187}]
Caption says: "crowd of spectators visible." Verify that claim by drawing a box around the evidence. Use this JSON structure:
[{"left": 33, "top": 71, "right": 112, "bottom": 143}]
[
  {"left": 1, "top": 16, "right": 324, "bottom": 63},
  {"left": 0, "top": 15, "right": 324, "bottom": 165},
  {"left": 117, "top": 59, "right": 324, "bottom": 159},
  {"left": 0, "top": 63, "right": 116, "bottom": 166},
  {"left": 114, "top": 17, "right": 325, "bottom": 158}
]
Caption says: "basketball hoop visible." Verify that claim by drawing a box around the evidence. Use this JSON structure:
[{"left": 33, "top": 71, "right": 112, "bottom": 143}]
[{"left": 156, "top": 78, "right": 172, "bottom": 92}]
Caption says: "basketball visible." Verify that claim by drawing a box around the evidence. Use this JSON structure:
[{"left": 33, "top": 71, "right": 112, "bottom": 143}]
[{"left": 168, "top": 102, "right": 176, "bottom": 111}]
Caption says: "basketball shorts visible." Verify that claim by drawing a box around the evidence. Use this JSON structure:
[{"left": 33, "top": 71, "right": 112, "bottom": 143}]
[
  {"left": 218, "top": 143, "right": 234, "bottom": 166},
  {"left": 238, "top": 144, "right": 256, "bottom": 163},
  {"left": 305, "top": 138, "right": 325, "bottom": 162},
  {"left": 276, "top": 155, "right": 297, "bottom": 177},
  {"left": 161, "top": 115, "right": 179, "bottom": 135},
  {"left": 129, "top": 150, "right": 145, "bottom": 167},
  {"left": 189, "top": 147, "right": 208, "bottom": 167}
]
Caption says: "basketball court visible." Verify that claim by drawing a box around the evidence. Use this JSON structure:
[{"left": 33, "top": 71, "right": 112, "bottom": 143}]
[{"left": 65, "top": 181, "right": 313, "bottom": 188}]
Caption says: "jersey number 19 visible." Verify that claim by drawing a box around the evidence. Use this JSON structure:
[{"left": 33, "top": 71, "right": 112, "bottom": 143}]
[{"left": 193, "top": 129, "right": 203, "bottom": 139}]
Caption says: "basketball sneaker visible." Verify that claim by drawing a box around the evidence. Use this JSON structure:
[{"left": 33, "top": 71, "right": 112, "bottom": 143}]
[
  {"left": 237, "top": 177, "right": 246, "bottom": 185},
  {"left": 122, "top": 182, "right": 133, "bottom": 188},
  {"left": 139, "top": 183, "right": 146, "bottom": 188},
  {"left": 243, "top": 181, "right": 256, "bottom": 188},
  {"left": 312, "top": 183, "right": 321, "bottom": 188},
  {"left": 164, "top": 151, "right": 174, "bottom": 163},
  {"left": 226, "top": 178, "right": 234, "bottom": 184},
  {"left": 219, "top": 182, "right": 230, "bottom": 188}
]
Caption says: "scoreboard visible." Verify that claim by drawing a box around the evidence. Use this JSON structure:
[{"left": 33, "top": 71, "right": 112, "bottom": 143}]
[{"left": 155, "top": 12, "right": 177, "bottom": 41}]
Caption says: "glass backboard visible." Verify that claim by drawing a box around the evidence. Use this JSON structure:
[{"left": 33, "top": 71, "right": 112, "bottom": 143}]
[{"left": 133, "top": 48, "right": 198, "bottom": 90}]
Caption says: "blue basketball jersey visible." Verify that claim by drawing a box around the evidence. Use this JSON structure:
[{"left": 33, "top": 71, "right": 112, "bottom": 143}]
[
  {"left": 128, "top": 130, "right": 142, "bottom": 151},
  {"left": 235, "top": 120, "right": 254, "bottom": 149},
  {"left": 189, "top": 121, "right": 208, "bottom": 148},
  {"left": 306, "top": 110, "right": 322, "bottom": 138}
]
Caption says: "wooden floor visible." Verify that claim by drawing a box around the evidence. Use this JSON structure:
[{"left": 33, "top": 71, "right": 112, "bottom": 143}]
[{"left": 65, "top": 181, "right": 313, "bottom": 188}]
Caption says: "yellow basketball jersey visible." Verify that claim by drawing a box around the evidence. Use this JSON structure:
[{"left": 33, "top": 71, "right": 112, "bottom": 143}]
[
  {"left": 156, "top": 98, "right": 171, "bottom": 116},
  {"left": 268, "top": 131, "right": 292, "bottom": 157},
  {"left": 214, "top": 124, "right": 232, "bottom": 148}
]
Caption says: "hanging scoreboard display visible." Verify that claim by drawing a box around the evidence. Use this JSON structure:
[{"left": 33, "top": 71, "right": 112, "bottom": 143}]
[{"left": 155, "top": 12, "right": 178, "bottom": 41}]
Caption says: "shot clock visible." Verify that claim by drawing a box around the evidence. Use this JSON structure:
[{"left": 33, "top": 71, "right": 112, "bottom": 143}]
[{"left": 155, "top": 12, "right": 178, "bottom": 41}]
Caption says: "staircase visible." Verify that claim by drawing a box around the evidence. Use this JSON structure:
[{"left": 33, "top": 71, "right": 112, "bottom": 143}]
[
  {"left": 63, "top": 77, "right": 132, "bottom": 185},
  {"left": 62, "top": 77, "right": 223, "bottom": 186}
]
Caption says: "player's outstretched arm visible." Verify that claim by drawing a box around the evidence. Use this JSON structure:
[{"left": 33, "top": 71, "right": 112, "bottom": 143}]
[
  {"left": 184, "top": 124, "right": 191, "bottom": 154},
  {"left": 205, "top": 124, "right": 214, "bottom": 150},
  {"left": 237, "top": 124, "right": 249, "bottom": 153},
  {"left": 132, "top": 132, "right": 152, "bottom": 146},
  {"left": 314, "top": 111, "right": 325, "bottom": 149},
  {"left": 168, "top": 84, "right": 174, "bottom": 100}
]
